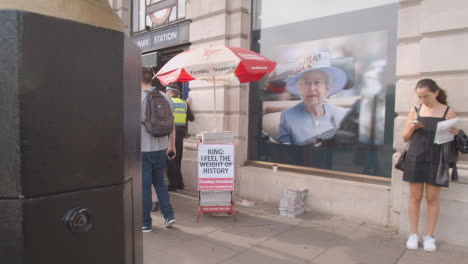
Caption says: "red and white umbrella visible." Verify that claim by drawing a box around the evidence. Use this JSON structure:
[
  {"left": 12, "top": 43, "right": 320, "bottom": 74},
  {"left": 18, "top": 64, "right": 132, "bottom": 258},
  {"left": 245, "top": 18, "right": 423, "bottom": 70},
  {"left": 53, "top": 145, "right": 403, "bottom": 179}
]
[
  {"left": 156, "top": 45, "right": 277, "bottom": 85},
  {"left": 156, "top": 45, "right": 276, "bottom": 131}
]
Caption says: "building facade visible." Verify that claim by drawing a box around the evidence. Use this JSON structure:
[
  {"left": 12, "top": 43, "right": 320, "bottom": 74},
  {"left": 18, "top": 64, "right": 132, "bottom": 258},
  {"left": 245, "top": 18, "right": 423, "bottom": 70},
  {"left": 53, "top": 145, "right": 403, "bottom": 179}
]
[{"left": 110, "top": 0, "right": 468, "bottom": 247}]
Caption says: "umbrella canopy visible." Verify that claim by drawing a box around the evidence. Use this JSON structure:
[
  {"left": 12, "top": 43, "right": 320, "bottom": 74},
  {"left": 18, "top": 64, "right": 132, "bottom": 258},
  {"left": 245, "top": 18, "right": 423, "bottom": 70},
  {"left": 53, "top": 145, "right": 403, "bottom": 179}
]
[
  {"left": 156, "top": 45, "right": 276, "bottom": 132},
  {"left": 156, "top": 45, "right": 277, "bottom": 85}
]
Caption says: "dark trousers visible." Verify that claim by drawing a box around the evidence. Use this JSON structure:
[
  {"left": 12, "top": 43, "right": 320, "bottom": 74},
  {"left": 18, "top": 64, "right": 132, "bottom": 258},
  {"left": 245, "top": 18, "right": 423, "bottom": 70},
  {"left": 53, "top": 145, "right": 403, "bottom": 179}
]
[
  {"left": 166, "top": 126, "right": 185, "bottom": 189},
  {"left": 142, "top": 150, "right": 174, "bottom": 226}
]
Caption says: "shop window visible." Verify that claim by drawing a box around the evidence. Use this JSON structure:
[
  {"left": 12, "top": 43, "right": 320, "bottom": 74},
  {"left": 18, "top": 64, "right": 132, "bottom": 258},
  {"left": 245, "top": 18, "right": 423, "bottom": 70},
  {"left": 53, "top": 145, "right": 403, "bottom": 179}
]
[{"left": 249, "top": 1, "right": 399, "bottom": 178}]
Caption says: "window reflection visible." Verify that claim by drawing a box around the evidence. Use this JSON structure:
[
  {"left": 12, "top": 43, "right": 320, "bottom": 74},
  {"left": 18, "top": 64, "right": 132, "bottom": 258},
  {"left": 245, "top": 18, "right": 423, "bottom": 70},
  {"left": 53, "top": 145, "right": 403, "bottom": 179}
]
[{"left": 250, "top": 1, "right": 399, "bottom": 178}]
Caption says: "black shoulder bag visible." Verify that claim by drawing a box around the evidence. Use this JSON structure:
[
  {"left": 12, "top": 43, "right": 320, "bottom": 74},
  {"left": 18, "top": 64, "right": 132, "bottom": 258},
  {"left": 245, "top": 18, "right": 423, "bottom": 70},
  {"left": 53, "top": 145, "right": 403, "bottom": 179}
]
[
  {"left": 395, "top": 144, "right": 408, "bottom": 171},
  {"left": 455, "top": 130, "right": 468, "bottom": 154},
  {"left": 395, "top": 105, "right": 420, "bottom": 171}
]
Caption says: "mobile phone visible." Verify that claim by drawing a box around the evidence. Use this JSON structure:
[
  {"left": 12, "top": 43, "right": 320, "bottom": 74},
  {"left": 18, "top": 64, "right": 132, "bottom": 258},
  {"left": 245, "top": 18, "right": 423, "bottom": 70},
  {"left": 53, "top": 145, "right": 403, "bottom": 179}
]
[{"left": 167, "top": 150, "right": 176, "bottom": 159}]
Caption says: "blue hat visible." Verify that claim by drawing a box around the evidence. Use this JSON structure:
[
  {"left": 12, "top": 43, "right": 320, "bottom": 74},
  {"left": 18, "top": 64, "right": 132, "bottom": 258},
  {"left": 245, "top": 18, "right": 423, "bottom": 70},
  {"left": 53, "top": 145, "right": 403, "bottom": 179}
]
[{"left": 285, "top": 52, "right": 347, "bottom": 97}]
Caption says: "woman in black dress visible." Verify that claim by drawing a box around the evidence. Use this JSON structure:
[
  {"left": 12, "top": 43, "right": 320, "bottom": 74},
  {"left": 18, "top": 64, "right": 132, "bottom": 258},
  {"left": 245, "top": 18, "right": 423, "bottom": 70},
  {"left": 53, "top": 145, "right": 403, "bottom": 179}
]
[{"left": 402, "top": 79, "right": 458, "bottom": 252}]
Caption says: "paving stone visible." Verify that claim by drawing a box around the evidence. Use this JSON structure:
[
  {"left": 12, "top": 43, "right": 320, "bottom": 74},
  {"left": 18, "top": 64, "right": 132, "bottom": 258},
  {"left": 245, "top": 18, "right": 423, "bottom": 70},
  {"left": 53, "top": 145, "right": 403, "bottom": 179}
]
[
  {"left": 142, "top": 192, "right": 468, "bottom": 264},
  {"left": 397, "top": 243, "right": 468, "bottom": 264},
  {"left": 219, "top": 245, "right": 312, "bottom": 264},
  {"left": 145, "top": 237, "right": 238, "bottom": 264}
]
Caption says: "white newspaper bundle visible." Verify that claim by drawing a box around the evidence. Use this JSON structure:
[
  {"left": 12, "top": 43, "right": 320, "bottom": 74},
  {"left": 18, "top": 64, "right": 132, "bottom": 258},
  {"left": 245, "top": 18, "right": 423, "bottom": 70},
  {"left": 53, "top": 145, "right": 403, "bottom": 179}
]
[{"left": 279, "top": 188, "right": 308, "bottom": 218}]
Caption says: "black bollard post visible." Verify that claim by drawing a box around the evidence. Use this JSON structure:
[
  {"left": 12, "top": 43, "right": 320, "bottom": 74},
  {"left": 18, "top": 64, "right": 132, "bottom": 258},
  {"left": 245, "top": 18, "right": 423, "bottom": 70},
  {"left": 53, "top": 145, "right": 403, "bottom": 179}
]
[{"left": 0, "top": 2, "right": 142, "bottom": 264}]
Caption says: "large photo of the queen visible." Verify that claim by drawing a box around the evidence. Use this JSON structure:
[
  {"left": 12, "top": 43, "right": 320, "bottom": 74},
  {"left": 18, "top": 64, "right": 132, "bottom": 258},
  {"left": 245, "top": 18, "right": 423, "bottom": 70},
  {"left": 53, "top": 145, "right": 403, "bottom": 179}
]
[{"left": 260, "top": 30, "right": 390, "bottom": 148}]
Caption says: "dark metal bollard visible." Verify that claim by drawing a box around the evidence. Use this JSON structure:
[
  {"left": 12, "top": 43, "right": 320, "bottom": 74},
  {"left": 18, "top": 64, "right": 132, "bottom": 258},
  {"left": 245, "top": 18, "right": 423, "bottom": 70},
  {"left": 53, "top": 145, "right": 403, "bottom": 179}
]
[{"left": 0, "top": 8, "right": 142, "bottom": 264}]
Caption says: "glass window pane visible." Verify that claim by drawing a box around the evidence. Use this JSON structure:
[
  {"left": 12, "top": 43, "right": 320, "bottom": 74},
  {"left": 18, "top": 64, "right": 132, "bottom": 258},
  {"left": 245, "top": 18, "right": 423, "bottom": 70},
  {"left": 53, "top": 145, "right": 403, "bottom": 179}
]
[
  {"left": 132, "top": 0, "right": 139, "bottom": 33},
  {"left": 249, "top": 1, "right": 399, "bottom": 178},
  {"left": 169, "top": 6, "right": 177, "bottom": 21},
  {"left": 146, "top": 15, "right": 152, "bottom": 27},
  {"left": 139, "top": 0, "right": 146, "bottom": 31},
  {"left": 178, "top": 0, "right": 186, "bottom": 18}
]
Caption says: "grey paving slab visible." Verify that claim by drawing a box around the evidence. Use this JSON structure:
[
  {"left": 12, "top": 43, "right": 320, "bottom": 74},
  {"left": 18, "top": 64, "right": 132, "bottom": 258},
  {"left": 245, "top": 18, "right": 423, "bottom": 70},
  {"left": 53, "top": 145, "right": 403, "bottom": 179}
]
[
  {"left": 232, "top": 212, "right": 300, "bottom": 232},
  {"left": 397, "top": 243, "right": 468, "bottom": 264},
  {"left": 143, "top": 226, "right": 195, "bottom": 253},
  {"left": 310, "top": 224, "right": 406, "bottom": 264},
  {"left": 165, "top": 216, "right": 219, "bottom": 237},
  {"left": 250, "top": 231, "right": 329, "bottom": 262},
  {"left": 142, "top": 192, "right": 468, "bottom": 264},
  {"left": 201, "top": 216, "right": 293, "bottom": 252},
  {"left": 254, "top": 221, "right": 349, "bottom": 261},
  {"left": 303, "top": 215, "right": 364, "bottom": 234},
  {"left": 170, "top": 194, "right": 200, "bottom": 219},
  {"left": 192, "top": 213, "right": 237, "bottom": 229},
  {"left": 219, "top": 245, "right": 312, "bottom": 264},
  {"left": 235, "top": 200, "right": 280, "bottom": 216},
  {"left": 144, "top": 237, "right": 239, "bottom": 264}
]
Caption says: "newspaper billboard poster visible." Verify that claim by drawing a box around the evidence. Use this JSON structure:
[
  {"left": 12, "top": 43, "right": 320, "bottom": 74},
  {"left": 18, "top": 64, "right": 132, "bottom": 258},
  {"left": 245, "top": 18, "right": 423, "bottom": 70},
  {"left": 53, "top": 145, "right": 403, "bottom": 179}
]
[{"left": 198, "top": 144, "right": 234, "bottom": 190}]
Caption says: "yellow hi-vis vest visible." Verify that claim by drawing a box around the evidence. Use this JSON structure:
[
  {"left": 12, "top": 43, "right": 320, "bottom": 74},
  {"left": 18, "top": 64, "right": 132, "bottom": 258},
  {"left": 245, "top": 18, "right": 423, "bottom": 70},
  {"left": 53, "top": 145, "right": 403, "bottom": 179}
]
[{"left": 170, "top": 97, "right": 187, "bottom": 126}]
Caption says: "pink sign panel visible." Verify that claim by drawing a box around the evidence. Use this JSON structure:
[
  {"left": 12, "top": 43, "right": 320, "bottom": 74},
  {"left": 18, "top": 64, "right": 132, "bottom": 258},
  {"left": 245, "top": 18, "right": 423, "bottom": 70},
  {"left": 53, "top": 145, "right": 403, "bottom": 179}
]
[
  {"left": 198, "top": 178, "right": 234, "bottom": 190},
  {"left": 200, "top": 206, "right": 233, "bottom": 212}
]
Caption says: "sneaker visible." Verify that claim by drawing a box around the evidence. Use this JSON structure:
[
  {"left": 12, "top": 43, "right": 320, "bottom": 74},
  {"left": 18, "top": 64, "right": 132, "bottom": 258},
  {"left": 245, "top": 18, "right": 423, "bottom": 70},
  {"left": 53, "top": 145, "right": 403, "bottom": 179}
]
[
  {"left": 165, "top": 218, "right": 176, "bottom": 227},
  {"left": 142, "top": 225, "right": 152, "bottom": 232},
  {"left": 423, "top": 235, "right": 436, "bottom": 252},
  {"left": 151, "top": 202, "right": 159, "bottom": 212},
  {"left": 406, "top": 234, "right": 419, "bottom": 250}
]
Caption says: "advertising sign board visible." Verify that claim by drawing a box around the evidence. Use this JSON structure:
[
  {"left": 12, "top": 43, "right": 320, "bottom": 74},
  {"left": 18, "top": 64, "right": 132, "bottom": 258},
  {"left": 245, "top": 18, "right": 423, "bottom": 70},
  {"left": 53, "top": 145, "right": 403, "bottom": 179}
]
[{"left": 198, "top": 144, "right": 234, "bottom": 190}]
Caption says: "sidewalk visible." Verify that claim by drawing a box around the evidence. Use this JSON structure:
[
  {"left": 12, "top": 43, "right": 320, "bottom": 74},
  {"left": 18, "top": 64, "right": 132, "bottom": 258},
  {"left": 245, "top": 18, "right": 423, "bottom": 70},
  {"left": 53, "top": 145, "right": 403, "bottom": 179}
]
[{"left": 143, "top": 191, "right": 468, "bottom": 264}]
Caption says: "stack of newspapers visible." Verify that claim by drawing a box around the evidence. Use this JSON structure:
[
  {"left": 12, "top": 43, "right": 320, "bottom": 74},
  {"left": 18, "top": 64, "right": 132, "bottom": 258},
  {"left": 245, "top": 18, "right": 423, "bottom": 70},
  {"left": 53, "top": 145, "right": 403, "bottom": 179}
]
[
  {"left": 279, "top": 188, "right": 308, "bottom": 218},
  {"left": 200, "top": 190, "right": 232, "bottom": 206}
]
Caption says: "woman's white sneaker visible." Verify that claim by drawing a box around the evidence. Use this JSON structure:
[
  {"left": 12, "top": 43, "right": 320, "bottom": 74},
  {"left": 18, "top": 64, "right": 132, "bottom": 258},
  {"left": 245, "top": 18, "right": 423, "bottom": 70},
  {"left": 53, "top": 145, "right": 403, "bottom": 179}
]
[
  {"left": 406, "top": 234, "right": 419, "bottom": 250},
  {"left": 423, "top": 236, "right": 436, "bottom": 252}
]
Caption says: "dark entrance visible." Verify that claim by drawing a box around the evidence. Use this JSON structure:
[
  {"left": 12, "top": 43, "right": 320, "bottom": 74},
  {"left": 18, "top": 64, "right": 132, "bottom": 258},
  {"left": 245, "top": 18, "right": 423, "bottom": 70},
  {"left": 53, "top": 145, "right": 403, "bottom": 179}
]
[{"left": 144, "top": 47, "right": 189, "bottom": 98}]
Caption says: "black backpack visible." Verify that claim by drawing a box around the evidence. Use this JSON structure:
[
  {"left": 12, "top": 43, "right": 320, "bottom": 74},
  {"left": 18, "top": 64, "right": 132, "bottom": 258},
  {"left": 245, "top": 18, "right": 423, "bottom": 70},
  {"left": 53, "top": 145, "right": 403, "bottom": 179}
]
[
  {"left": 142, "top": 89, "right": 174, "bottom": 137},
  {"left": 455, "top": 130, "right": 468, "bottom": 154}
]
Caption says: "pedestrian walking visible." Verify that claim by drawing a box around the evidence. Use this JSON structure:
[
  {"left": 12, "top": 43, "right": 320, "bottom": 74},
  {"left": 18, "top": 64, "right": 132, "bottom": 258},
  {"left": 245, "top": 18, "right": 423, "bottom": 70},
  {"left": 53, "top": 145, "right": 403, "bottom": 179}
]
[{"left": 141, "top": 67, "right": 177, "bottom": 232}]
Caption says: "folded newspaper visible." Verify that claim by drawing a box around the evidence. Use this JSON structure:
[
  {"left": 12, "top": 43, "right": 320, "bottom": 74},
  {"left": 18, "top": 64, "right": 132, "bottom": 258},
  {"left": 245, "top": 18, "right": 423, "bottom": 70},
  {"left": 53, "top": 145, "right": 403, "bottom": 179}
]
[{"left": 434, "top": 118, "right": 459, "bottom": 144}]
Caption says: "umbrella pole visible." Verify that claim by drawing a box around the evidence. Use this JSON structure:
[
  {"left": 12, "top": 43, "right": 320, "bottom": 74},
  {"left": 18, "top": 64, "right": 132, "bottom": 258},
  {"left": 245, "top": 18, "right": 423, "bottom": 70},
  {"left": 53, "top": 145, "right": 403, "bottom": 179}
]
[{"left": 213, "top": 77, "right": 216, "bottom": 132}]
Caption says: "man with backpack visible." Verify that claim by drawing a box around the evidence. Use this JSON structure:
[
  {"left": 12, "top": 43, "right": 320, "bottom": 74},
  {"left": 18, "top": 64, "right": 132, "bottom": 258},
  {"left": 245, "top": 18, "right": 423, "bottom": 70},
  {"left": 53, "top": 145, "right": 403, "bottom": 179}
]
[
  {"left": 140, "top": 67, "right": 176, "bottom": 232},
  {"left": 165, "top": 84, "right": 195, "bottom": 191}
]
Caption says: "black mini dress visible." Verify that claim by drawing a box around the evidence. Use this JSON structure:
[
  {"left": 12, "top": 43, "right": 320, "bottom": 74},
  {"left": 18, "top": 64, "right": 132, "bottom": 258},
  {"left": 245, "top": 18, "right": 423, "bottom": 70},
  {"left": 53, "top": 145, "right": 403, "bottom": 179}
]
[{"left": 403, "top": 105, "right": 450, "bottom": 187}]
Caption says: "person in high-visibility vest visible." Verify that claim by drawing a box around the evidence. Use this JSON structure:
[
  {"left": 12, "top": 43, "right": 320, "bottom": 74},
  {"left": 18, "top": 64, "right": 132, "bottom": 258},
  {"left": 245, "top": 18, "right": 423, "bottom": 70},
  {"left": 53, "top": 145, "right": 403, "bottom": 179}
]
[{"left": 165, "top": 84, "right": 195, "bottom": 191}]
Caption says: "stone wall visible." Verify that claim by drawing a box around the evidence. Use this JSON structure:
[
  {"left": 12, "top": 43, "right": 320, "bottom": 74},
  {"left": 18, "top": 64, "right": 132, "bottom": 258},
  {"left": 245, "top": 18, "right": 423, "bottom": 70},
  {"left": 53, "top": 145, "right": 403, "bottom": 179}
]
[
  {"left": 108, "top": 0, "right": 130, "bottom": 35},
  {"left": 392, "top": 0, "right": 468, "bottom": 246},
  {"left": 182, "top": 0, "right": 252, "bottom": 189}
]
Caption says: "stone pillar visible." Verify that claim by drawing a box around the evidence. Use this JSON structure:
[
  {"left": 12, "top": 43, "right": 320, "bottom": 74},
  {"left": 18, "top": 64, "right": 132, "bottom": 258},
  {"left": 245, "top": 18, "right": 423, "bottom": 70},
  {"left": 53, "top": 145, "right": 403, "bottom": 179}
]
[
  {"left": 0, "top": 0, "right": 142, "bottom": 263},
  {"left": 108, "top": 0, "right": 131, "bottom": 35},
  {"left": 181, "top": 0, "right": 252, "bottom": 192},
  {"left": 393, "top": 0, "right": 468, "bottom": 246}
]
